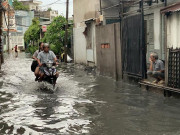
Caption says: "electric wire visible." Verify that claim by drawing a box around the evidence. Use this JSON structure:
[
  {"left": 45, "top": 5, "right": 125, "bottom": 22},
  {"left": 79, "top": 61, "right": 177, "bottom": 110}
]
[{"left": 41, "top": 0, "right": 63, "bottom": 7}]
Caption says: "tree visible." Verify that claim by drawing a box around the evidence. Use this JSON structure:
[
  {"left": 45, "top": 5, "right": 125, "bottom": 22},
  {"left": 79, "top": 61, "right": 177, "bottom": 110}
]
[
  {"left": 24, "top": 18, "right": 40, "bottom": 46},
  {"left": 13, "top": 0, "right": 29, "bottom": 11},
  {"left": 42, "top": 16, "right": 68, "bottom": 55},
  {"left": 47, "top": 8, "right": 52, "bottom": 11}
]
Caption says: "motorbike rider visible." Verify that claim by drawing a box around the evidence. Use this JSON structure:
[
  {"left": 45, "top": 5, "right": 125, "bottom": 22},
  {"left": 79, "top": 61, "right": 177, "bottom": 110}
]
[
  {"left": 32, "top": 42, "right": 44, "bottom": 81},
  {"left": 37, "top": 43, "right": 59, "bottom": 81}
]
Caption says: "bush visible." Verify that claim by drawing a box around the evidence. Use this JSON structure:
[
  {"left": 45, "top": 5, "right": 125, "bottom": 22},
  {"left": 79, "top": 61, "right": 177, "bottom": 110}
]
[
  {"left": 26, "top": 45, "right": 38, "bottom": 54},
  {"left": 50, "top": 44, "right": 62, "bottom": 55},
  {"left": 24, "top": 18, "right": 40, "bottom": 46}
]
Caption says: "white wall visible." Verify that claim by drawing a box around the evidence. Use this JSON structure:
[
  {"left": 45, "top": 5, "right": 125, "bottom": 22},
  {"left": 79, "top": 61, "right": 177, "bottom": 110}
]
[
  {"left": 167, "top": 12, "right": 180, "bottom": 49},
  {"left": 73, "top": 27, "right": 87, "bottom": 64}
]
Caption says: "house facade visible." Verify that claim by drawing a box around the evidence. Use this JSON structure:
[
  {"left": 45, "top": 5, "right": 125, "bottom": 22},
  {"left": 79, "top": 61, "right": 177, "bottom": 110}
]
[
  {"left": 19, "top": 0, "right": 42, "bottom": 11},
  {"left": 2, "top": 0, "right": 16, "bottom": 52},
  {"left": 99, "top": 0, "right": 180, "bottom": 80},
  {"left": 14, "top": 10, "right": 34, "bottom": 50},
  {"left": 161, "top": 2, "right": 180, "bottom": 89},
  {"left": 35, "top": 10, "right": 58, "bottom": 22}
]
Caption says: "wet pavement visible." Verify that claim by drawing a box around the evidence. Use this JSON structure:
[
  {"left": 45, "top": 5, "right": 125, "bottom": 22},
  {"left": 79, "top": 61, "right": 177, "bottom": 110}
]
[{"left": 0, "top": 53, "right": 180, "bottom": 135}]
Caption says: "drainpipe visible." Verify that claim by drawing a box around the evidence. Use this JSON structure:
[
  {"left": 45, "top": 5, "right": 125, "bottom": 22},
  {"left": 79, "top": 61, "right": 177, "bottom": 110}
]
[
  {"left": 100, "top": 0, "right": 102, "bottom": 15},
  {"left": 165, "top": 0, "right": 167, "bottom": 6},
  {"left": 164, "top": 0, "right": 168, "bottom": 86}
]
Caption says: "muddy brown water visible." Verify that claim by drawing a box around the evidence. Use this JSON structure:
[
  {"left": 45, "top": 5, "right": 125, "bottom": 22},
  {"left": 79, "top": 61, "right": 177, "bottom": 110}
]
[{"left": 0, "top": 53, "right": 180, "bottom": 135}]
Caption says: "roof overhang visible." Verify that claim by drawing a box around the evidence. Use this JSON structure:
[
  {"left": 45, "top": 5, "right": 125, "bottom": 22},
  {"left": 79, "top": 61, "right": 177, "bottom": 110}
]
[
  {"left": 40, "top": 21, "right": 51, "bottom": 26},
  {"left": 82, "top": 18, "right": 96, "bottom": 24},
  {"left": 161, "top": 2, "right": 180, "bottom": 14}
]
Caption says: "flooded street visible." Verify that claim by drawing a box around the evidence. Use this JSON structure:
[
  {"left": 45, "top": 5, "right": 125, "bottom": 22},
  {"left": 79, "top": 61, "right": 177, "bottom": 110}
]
[{"left": 0, "top": 53, "right": 180, "bottom": 135}]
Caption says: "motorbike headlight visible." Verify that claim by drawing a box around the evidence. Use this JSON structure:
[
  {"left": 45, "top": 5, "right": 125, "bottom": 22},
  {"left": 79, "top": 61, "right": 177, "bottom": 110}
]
[{"left": 47, "top": 63, "right": 53, "bottom": 68}]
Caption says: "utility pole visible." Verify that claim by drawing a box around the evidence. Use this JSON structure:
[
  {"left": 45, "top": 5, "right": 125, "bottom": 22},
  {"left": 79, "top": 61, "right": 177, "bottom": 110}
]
[
  {"left": 7, "top": 4, "right": 10, "bottom": 54},
  {"left": 120, "top": 0, "right": 124, "bottom": 79},
  {"left": 64, "top": 0, "right": 69, "bottom": 62},
  {"left": 0, "top": 0, "right": 3, "bottom": 69}
]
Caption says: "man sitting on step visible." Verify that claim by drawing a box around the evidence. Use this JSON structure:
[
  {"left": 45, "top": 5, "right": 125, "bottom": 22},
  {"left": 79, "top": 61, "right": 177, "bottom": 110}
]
[{"left": 147, "top": 52, "right": 165, "bottom": 84}]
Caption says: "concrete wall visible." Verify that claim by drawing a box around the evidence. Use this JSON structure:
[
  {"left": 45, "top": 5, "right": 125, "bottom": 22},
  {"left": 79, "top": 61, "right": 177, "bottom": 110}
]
[
  {"left": 73, "top": 0, "right": 100, "bottom": 27},
  {"left": 73, "top": 27, "right": 87, "bottom": 64},
  {"left": 96, "top": 23, "right": 122, "bottom": 80},
  {"left": 73, "top": 0, "right": 100, "bottom": 65}
]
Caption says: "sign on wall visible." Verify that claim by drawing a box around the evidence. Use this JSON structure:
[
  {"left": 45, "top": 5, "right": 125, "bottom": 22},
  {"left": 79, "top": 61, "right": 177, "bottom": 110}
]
[
  {"left": 101, "top": 43, "right": 110, "bottom": 49},
  {"left": 42, "top": 25, "right": 47, "bottom": 32}
]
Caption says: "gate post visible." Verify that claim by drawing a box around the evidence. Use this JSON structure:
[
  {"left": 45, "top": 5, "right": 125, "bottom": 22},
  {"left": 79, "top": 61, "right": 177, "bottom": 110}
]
[{"left": 140, "top": 0, "right": 147, "bottom": 79}]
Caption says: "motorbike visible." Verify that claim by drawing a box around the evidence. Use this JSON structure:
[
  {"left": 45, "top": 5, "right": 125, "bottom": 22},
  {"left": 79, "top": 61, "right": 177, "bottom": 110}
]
[{"left": 39, "top": 61, "right": 58, "bottom": 92}]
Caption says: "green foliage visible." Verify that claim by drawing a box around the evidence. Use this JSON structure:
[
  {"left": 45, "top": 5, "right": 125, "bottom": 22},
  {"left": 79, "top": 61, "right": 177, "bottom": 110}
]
[
  {"left": 24, "top": 18, "right": 40, "bottom": 46},
  {"left": 43, "top": 16, "right": 67, "bottom": 55},
  {"left": 47, "top": 8, "right": 52, "bottom": 11},
  {"left": 50, "top": 44, "right": 61, "bottom": 55},
  {"left": 13, "top": 0, "right": 29, "bottom": 11},
  {"left": 26, "top": 45, "right": 38, "bottom": 54}
]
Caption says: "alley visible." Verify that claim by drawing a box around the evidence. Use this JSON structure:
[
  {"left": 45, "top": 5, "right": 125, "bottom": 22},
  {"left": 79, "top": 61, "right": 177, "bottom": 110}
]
[{"left": 0, "top": 53, "right": 180, "bottom": 135}]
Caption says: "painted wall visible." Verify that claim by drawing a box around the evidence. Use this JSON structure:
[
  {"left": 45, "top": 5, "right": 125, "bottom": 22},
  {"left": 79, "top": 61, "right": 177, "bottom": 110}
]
[
  {"left": 11, "top": 10, "right": 34, "bottom": 49},
  {"left": 96, "top": 23, "right": 122, "bottom": 79},
  {"left": 73, "top": 27, "right": 87, "bottom": 64},
  {"left": 73, "top": 0, "right": 100, "bottom": 64}
]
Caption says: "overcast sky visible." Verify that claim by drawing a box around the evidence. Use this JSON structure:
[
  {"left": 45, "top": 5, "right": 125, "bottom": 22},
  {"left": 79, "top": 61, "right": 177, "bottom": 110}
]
[{"left": 40, "top": 0, "right": 73, "bottom": 17}]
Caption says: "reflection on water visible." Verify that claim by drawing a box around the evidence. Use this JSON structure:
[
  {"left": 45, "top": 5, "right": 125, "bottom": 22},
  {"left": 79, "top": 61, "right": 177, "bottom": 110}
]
[
  {"left": 0, "top": 54, "right": 95, "bottom": 134},
  {"left": 0, "top": 53, "right": 180, "bottom": 135}
]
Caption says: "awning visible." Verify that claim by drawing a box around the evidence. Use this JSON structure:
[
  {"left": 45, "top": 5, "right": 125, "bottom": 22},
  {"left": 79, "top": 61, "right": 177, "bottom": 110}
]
[{"left": 161, "top": 2, "right": 180, "bottom": 14}]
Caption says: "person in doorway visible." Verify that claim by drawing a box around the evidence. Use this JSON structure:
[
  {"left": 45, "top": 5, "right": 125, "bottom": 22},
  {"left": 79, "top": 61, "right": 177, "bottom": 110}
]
[
  {"left": 14, "top": 45, "right": 18, "bottom": 57},
  {"left": 37, "top": 43, "right": 59, "bottom": 81},
  {"left": 147, "top": 52, "right": 165, "bottom": 84},
  {"left": 32, "top": 42, "right": 44, "bottom": 81},
  {"left": 61, "top": 52, "right": 65, "bottom": 62}
]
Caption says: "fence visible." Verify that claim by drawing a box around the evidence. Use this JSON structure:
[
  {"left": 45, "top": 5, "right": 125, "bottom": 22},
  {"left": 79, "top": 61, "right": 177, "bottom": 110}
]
[{"left": 168, "top": 49, "right": 180, "bottom": 88}]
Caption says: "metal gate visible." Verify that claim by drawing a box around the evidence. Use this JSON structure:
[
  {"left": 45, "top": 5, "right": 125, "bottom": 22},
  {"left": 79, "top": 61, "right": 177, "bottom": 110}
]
[
  {"left": 122, "top": 14, "right": 147, "bottom": 79},
  {"left": 168, "top": 49, "right": 180, "bottom": 88}
]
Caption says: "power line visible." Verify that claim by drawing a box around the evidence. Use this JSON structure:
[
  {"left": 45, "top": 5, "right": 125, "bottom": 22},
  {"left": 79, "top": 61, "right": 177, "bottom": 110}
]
[{"left": 42, "top": 0, "right": 63, "bottom": 7}]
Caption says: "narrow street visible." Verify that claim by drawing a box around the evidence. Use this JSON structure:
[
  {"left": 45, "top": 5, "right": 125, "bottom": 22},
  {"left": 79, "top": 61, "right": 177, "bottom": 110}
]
[{"left": 0, "top": 53, "right": 180, "bottom": 135}]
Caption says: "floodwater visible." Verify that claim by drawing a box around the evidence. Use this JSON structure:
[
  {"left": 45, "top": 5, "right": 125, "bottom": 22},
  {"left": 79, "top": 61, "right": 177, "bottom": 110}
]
[{"left": 0, "top": 53, "right": 180, "bottom": 135}]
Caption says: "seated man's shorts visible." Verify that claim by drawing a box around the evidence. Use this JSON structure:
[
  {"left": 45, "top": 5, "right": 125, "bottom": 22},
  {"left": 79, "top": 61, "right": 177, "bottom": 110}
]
[{"left": 147, "top": 71, "right": 164, "bottom": 79}]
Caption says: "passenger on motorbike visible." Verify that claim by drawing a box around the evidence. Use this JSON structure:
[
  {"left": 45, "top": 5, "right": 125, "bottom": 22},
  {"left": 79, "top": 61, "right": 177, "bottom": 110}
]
[
  {"left": 32, "top": 42, "right": 44, "bottom": 81},
  {"left": 37, "top": 43, "right": 59, "bottom": 81}
]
